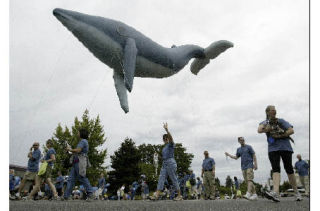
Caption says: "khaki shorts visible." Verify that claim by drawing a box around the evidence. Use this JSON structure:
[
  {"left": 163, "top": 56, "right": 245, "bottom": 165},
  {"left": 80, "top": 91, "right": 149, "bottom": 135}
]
[
  {"left": 242, "top": 168, "right": 254, "bottom": 182},
  {"left": 23, "top": 171, "right": 37, "bottom": 181}
]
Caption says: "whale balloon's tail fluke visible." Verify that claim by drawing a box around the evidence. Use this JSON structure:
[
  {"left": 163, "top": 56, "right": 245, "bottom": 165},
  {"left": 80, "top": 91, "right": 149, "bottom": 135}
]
[{"left": 190, "top": 40, "right": 233, "bottom": 75}]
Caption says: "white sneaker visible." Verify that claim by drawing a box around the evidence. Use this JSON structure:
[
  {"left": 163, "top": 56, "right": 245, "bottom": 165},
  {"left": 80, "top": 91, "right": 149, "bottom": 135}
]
[
  {"left": 249, "top": 194, "right": 258, "bottom": 201},
  {"left": 243, "top": 192, "right": 252, "bottom": 200},
  {"left": 265, "top": 191, "right": 280, "bottom": 202},
  {"left": 15, "top": 192, "right": 20, "bottom": 198},
  {"left": 295, "top": 192, "right": 302, "bottom": 201}
]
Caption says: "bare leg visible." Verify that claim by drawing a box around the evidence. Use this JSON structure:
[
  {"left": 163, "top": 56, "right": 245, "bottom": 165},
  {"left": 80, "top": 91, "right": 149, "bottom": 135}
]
[
  {"left": 288, "top": 174, "right": 298, "bottom": 192},
  {"left": 28, "top": 176, "right": 41, "bottom": 199},
  {"left": 273, "top": 172, "right": 280, "bottom": 194},
  {"left": 46, "top": 178, "right": 58, "bottom": 197}
]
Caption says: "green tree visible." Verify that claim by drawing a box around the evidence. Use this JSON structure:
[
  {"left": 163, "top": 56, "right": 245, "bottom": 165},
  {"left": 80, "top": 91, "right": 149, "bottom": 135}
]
[
  {"left": 215, "top": 177, "right": 221, "bottom": 188},
  {"left": 225, "top": 175, "right": 233, "bottom": 188},
  {"left": 109, "top": 138, "right": 141, "bottom": 194},
  {"left": 138, "top": 144, "right": 159, "bottom": 191},
  {"left": 48, "top": 109, "right": 107, "bottom": 183},
  {"left": 239, "top": 180, "right": 247, "bottom": 195}
]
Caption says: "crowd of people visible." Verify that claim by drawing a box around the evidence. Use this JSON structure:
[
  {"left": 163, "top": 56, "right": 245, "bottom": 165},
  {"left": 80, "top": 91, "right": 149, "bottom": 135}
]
[{"left": 9, "top": 105, "right": 309, "bottom": 202}]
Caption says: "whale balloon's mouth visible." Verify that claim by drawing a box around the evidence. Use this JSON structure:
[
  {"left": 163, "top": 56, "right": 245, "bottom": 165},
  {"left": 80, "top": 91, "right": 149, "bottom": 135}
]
[{"left": 53, "top": 8, "right": 72, "bottom": 22}]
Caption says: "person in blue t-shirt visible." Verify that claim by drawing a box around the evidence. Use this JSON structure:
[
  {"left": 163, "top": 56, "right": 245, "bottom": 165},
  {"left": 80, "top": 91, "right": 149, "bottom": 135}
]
[
  {"left": 27, "top": 139, "right": 59, "bottom": 200},
  {"left": 130, "top": 181, "right": 139, "bottom": 200},
  {"left": 55, "top": 171, "right": 64, "bottom": 197},
  {"left": 258, "top": 105, "right": 301, "bottom": 202},
  {"left": 63, "top": 128, "right": 94, "bottom": 201},
  {"left": 15, "top": 142, "right": 41, "bottom": 198},
  {"left": 201, "top": 151, "right": 216, "bottom": 200},
  {"left": 153, "top": 123, "right": 182, "bottom": 201},
  {"left": 295, "top": 154, "right": 309, "bottom": 196},
  {"left": 225, "top": 137, "right": 258, "bottom": 200}
]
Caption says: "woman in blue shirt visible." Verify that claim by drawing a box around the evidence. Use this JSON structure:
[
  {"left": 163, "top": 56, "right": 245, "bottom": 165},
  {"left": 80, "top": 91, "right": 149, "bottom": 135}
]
[
  {"left": 153, "top": 123, "right": 182, "bottom": 201},
  {"left": 258, "top": 105, "right": 301, "bottom": 202}
]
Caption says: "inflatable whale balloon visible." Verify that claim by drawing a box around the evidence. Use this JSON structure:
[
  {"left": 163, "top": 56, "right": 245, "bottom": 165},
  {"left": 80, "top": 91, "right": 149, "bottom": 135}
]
[{"left": 53, "top": 8, "right": 233, "bottom": 113}]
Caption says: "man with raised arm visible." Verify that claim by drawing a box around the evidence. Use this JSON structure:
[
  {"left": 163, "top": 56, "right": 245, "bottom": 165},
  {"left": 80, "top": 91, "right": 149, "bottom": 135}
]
[{"left": 225, "top": 137, "right": 258, "bottom": 200}]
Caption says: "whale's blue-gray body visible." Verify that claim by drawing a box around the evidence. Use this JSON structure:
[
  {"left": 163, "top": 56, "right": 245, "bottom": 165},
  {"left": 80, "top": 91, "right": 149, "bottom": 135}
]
[{"left": 53, "top": 8, "right": 233, "bottom": 113}]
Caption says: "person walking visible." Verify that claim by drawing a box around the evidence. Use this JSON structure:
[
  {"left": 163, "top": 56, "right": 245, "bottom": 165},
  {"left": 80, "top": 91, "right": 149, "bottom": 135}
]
[
  {"left": 225, "top": 137, "right": 258, "bottom": 200},
  {"left": 258, "top": 105, "right": 302, "bottom": 202},
  {"left": 153, "top": 123, "right": 183, "bottom": 201},
  {"left": 15, "top": 142, "right": 41, "bottom": 199},
  {"left": 63, "top": 128, "right": 94, "bottom": 201},
  {"left": 295, "top": 154, "right": 309, "bottom": 196},
  {"left": 201, "top": 151, "right": 216, "bottom": 200}
]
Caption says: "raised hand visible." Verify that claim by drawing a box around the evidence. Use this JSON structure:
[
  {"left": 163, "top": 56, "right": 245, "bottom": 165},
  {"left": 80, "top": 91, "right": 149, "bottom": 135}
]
[{"left": 163, "top": 122, "right": 168, "bottom": 131}]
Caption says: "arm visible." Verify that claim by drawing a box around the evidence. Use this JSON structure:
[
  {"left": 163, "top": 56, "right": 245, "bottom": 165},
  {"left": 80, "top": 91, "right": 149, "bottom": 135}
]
[
  {"left": 27, "top": 146, "right": 33, "bottom": 159},
  {"left": 46, "top": 153, "right": 56, "bottom": 163},
  {"left": 253, "top": 154, "right": 258, "bottom": 170},
  {"left": 67, "top": 147, "right": 82, "bottom": 153},
  {"left": 163, "top": 122, "right": 174, "bottom": 143},
  {"left": 212, "top": 165, "right": 215, "bottom": 176},
  {"left": 201, "top": 168, "right": 204, "bottom": 178},
  {"left": 225, "top": 152, "right": 239, "bottom": 160},
  {"left": 258, "top": 123, "right": 271, "bottom": 134}
]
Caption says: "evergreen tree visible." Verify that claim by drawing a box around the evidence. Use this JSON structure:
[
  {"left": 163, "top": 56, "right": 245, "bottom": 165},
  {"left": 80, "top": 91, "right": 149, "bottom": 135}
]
[
  {"left": 225, "top": 175, "right": 233, "bottom": 188},
  {"left": 215, "top": 177, "right": 221, "bottom": 187},
  {"left": 48, "top": 109, "right": 107, "bottom": 183},
  {"left": 109, "top": 138, "right": 141, "bottom": 193}
]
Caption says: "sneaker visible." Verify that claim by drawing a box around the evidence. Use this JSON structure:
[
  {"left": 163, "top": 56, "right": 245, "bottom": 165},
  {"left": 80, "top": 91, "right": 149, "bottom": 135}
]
[
  {"left": 173, "top": 195, "right": 183, "bottom": 201},
  {"left": 265, "top": 191, "right": 280, "bottom": 202},
  {"left": 209, "top": 196, "right": 216, "bottom": 200},
  {"left": 249, "top": 194, "right": 258, "bottom": 201},
  {"left": 243, "top": 192, "right": 252, "bottom": 200},
  {"left": 295, "top": 192, "right": 302, "bottom": 201},
  {"left": 52, "top": 196, "right": 61, "bottom": 201},
  {"left": 86, "top": 194, "right": 95, "bottom": 202},
  {"left": 15, "top": 192, "right": 21, "bottom": 199},
  {"left": 22, "top": 196, "right": 33, "bottom": 201}
]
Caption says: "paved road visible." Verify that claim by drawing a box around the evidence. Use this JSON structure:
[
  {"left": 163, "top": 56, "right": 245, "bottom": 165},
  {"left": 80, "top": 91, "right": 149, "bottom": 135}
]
[{"left": 10, "top": 197, "right": 309, "bottom": 211}]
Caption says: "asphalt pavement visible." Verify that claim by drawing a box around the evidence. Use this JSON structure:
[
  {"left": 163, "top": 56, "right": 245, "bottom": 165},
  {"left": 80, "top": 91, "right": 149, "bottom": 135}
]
[{"left": 10, "top": 197, "right": 310, "bottom": 211}]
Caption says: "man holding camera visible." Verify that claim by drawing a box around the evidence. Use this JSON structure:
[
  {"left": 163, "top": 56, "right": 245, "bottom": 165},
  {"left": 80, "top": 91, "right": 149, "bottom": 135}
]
[
  {"left": 15, "top": 142, "right": 41, "bottom": 199},
  {"left": 258, "top": 105, "right": 301, "bottom": 202}
]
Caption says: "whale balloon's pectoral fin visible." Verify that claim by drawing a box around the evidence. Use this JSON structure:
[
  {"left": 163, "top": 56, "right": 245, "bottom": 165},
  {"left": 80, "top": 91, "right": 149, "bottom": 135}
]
[
  {"left": 191, "top": 40, "right": 234, "bottom": 75},
  {"left": 113, "top": 70, "right": 129, "bottom": 113},
  {"left": 123, "top": 38, "right": 137, "bottom": 92}
]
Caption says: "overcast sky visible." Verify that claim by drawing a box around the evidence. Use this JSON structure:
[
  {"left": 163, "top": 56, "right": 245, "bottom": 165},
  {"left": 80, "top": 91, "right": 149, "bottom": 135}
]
[{"left": 9, "top": 0, "right": 309, "bottom": 184}]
